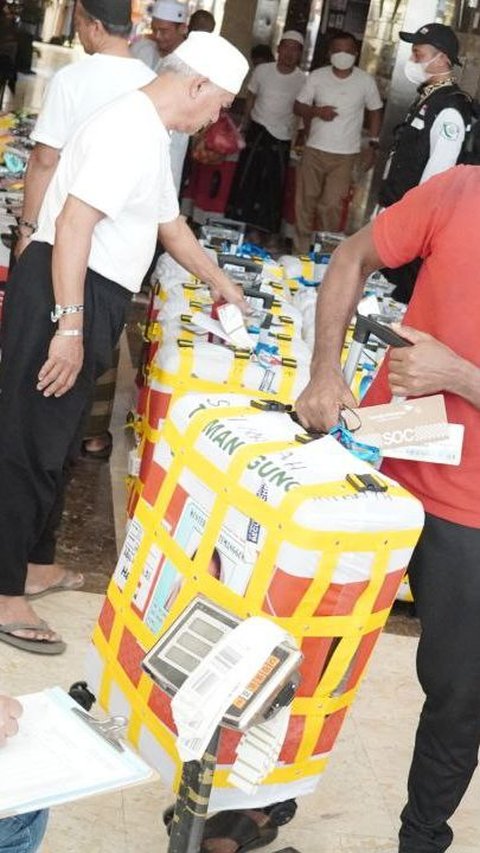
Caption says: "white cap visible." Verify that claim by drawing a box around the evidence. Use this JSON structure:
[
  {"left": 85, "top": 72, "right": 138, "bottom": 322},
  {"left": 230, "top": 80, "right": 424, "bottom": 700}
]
[
  {"left": 152, "top": 0, "right": 187, "bottom": 23},
  {"left": 281, "top": 30, "right": 304, "bottom": 46},
  {"left": 174, "top": 32, "right": 249, "bottom": 95}
]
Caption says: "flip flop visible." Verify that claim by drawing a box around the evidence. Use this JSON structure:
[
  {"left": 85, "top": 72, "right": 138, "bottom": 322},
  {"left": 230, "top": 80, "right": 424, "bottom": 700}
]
[
  {"left": 0, "top": 620, "right": 66, "bottom": 655},
  {"left": 200, "top": 810, "right": 278, "bottom": 852},
  {"left": 26, "top": 570, "right": 85, "bottom": 601}
]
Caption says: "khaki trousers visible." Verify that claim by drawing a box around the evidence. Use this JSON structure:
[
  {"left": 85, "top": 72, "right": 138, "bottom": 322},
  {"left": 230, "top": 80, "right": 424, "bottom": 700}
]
[{"left": 294, "top": 147, "right": 357, "bottom": 253}]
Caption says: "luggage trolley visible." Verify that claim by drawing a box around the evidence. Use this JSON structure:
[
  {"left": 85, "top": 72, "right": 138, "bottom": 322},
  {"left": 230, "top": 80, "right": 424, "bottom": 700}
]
[
  {"left": 68, "top": 313, "right": 413, "bottom": 850},
  {"left": 70, "top": 596, "right": 303, "bottom": 853}
]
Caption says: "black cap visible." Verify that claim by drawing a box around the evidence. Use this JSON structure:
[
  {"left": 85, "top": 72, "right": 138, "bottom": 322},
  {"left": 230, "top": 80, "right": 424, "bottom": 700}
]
[
  {"left": 82, "top": 0, "right": 132, "bottom": 28},
  {"left": 399, "top": 23, "right": 461, "bottom": 66}
]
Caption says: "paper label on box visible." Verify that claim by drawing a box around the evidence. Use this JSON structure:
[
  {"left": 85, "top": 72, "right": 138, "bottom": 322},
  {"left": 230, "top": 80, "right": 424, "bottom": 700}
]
[
  {"left": 384, "top": 423, "right": 464, "bottom": 465},
  {"left": 348, "top": 395, "right": 449, "bottom": 450}
]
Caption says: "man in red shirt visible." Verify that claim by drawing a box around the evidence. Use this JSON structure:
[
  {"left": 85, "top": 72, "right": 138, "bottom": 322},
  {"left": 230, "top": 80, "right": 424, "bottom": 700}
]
[{"left": 296, "top": 165, "right": 480, "bottom": 852}]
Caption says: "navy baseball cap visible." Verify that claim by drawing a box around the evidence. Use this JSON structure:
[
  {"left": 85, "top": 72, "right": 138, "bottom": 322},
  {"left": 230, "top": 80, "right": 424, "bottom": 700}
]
[{"left": 400, "top": 23, "right": 461, "bottom": 66}]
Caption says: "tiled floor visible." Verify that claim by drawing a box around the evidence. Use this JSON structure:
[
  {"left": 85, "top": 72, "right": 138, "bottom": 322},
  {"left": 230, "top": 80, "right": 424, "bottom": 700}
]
[
  {"left": 2, "top": 42, "right": 478, "bottom": 853},
  {"left": 3, "top": 595, "right": 480, "bottom": 852},
  {"left": 0, "top": 324, "right": 476, "bottom": 852}
]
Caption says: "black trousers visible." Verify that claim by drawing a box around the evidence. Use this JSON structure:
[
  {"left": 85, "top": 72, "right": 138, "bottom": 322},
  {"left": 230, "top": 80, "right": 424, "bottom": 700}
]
[
  {"left": 0, "top": 242, "right": 131, "bottom": 595},
  {"left": 399, "top": 513, "right": 480, "bottom": 852},
  {"left": 226, "top": 120, "right": 291, "bottom": 234}
]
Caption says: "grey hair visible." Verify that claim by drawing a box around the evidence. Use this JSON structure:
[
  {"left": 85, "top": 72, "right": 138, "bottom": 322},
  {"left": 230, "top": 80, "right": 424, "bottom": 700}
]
[{"left": 158, "top": 54, "right": 200, "bottom": 78}]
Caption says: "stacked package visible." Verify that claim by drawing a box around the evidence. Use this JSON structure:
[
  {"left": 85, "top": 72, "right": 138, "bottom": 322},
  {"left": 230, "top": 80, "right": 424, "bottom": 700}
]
[
  {"left": 88, "top": 393, "right": 424, "bottom": 809},
  {"left": 129, "top": 244, "right": 313, "bottom": 514}
]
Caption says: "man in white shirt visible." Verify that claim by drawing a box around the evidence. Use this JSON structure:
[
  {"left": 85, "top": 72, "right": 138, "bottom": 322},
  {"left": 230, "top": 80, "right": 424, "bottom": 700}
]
[
  {"left": 152, "top": 2, "right": 190, "bottom": 195},
  {"left": 0, "top": 32, "right": 248, "bottom": 655},
  {"left": 14, "top": 0, "right": 156, "bottom": 604},
  {"left": 130, "top": 0, "right": 187, "bottom": 71},
  {"left": 227, "top": 30, "right": 305, "bottom": 237},
  {"left": 294, "top": 30, "right": 382, "bottom": 252},
  {"left": 131, "top": 1, "right": 189, "bottom": 195},
  {"left": 16, "top": 0, "right": 156, "bottom": 259}
]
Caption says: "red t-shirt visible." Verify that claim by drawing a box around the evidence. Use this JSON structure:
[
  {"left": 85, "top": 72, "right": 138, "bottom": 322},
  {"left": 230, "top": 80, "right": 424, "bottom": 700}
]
[{"left": 365, "top": 165, "right": 480, "bottom": 528}]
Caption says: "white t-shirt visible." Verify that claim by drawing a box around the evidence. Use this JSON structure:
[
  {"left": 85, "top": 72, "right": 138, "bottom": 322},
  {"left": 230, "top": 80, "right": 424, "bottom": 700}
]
[
  {"left": 31, "top": 53, "right": 156, "bottom": 149},
  {"left": 130, "top": 37, "right": 160, "bottom": 71},
  {"left": 297, "top": 66, "right": 382, "bottom": 154},
  {"left": 34, "top": 91, "right": 179, "bottom": 293},
  {"left": 249, "top": 63, "right": 305, "bottom": 141}
]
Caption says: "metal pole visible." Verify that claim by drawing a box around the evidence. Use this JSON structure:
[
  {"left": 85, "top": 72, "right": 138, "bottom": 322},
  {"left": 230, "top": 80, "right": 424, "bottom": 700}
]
[{"left": 167, "top": 728, "right": 221, "bottom": 853}]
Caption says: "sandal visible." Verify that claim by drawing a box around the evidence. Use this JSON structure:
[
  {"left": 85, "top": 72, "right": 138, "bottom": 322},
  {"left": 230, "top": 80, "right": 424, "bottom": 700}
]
[
  {"left": 200, "top": 810, "right": 278, "bottom": 852},
  {"left": 26, "top": 569, "right": 84, "bottom": 600},
  {"left": 0, "top": 620, "right": 66, "bottom": 655}
]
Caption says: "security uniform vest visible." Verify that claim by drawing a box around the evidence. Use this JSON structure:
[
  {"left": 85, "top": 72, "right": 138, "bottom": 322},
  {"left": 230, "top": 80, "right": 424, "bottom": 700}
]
[{"left": 379, "top": 83, "right": 472, "bottom": 208}]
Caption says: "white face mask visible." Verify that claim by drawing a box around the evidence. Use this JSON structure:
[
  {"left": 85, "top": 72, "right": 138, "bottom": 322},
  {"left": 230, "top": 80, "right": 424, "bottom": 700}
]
[
  {"left": 330, "top": 51, "right": 356, "bottom": 71},
  {"left": 403, "top": 53, "right": 440, "bottom": 86}
]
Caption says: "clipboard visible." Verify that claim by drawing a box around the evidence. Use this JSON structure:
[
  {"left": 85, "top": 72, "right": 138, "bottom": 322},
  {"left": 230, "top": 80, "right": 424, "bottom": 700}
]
[{"left": 0, "top": 686, "right": 154, "bottom": 818}]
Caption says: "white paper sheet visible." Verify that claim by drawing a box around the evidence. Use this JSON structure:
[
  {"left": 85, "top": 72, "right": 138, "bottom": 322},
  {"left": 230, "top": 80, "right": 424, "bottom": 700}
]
[{"left": 0, "top": 687, "right": 153, "bottom": 817}]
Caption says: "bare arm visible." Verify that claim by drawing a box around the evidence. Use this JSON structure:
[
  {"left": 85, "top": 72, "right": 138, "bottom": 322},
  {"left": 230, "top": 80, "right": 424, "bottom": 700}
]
[
  {"left": 158, "top": 217, "right": 245, "bottom": 309},
  {"left": 15, "top": 143, "right": 60, "bottom": 258},
  {"left": 366, "top": 107, "right": 382, "bottom": 139},
  {"left": 37, "top": 195, "right": 105, "bottom": 399},
  {"left": 294, "top": 99, "right": 337, "bottom": 122},
  {"left": 360, "top": 108, "right": 383, "bottom": 171},
  {"left": 296, "top": 222, "right": 382, "bottom": 430}
]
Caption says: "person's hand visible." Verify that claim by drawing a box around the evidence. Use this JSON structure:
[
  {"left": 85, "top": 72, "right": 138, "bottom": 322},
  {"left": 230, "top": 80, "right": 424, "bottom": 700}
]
[
  {"left": 360, "top": 145, "right": 377, "bottom": 172},
  {"left": 37, "top": 333, "right": 84, "bottom": 398},
  {"left": 210, "top": 274, "right": 248, "bottom": 313},
  {"left": 296, "top": 367, "right": 357, "bottom": 432},
  {"left": 0, "top": 695, "right": 22, "bottom": 746},
  {"left": 13, "top": 232, "right": 31, "bottom": 260},
  {"left": 293, "top": 128, "right": 307, "bottom": 151},
  {"left": 314, "top": 105, "right": 338, "bottom": 122},
  {"left": 388, "top": 325, "right": 459, "bottom": 397}
]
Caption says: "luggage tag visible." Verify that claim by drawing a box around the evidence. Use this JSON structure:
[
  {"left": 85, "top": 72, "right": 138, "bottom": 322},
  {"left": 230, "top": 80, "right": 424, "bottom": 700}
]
[
  {"left": 170, "top": 616, "right": 297, "bottom": 762},
  {"left": 385, "top": 423, "right": 464, "bottom": 465},
  {"left": 191, "top": 309, "right": 254, "bottom": 350},
  {"left": 217, "top": 302, "right": 254, "bottom": 349},
  {"left": 348, "top": 395, "right": 449, "bottom": 451}
]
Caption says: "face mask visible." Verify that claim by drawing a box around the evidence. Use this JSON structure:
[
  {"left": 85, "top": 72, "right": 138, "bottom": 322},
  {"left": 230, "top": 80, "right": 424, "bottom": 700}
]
[
  {"left": 330, "top": 51, "right": 356, "bottom": 71},
  {"left": 403, "top": 53, "right": 440, "bottom": 86}
]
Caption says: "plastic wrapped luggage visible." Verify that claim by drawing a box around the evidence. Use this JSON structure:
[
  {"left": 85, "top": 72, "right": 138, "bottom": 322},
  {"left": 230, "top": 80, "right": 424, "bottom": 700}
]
[
  {"left": 129, "top": 256, "right": 313, "bottom": 511},
  {"left": 88, "top": 392, "right": 424, "bottom": 810}
]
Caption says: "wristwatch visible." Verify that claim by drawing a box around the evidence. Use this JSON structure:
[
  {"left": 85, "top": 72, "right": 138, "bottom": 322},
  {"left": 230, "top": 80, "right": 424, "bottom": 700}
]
[{"left": 368, "top": 138, "right": 380, "bottom": 149}]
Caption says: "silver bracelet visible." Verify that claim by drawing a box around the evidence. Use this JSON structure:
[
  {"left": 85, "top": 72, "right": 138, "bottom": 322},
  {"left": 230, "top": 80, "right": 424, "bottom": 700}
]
[
  {"left": 55, "top": 329, "right": 83, "bottom": 337},
  {"left": 51, "top": 304, "right": 84, "bottom": 323}
]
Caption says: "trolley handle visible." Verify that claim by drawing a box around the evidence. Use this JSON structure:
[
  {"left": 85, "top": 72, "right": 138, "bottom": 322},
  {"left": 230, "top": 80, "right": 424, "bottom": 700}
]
[
  {"left": 343, "top": 314, "right": 412, "bottom": 387},
  {"left": 352, "top": 314, "right": 412, "bottom": 348},
  {"left": 218, "top": 254, "right": 262, "bottom": 274}
]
